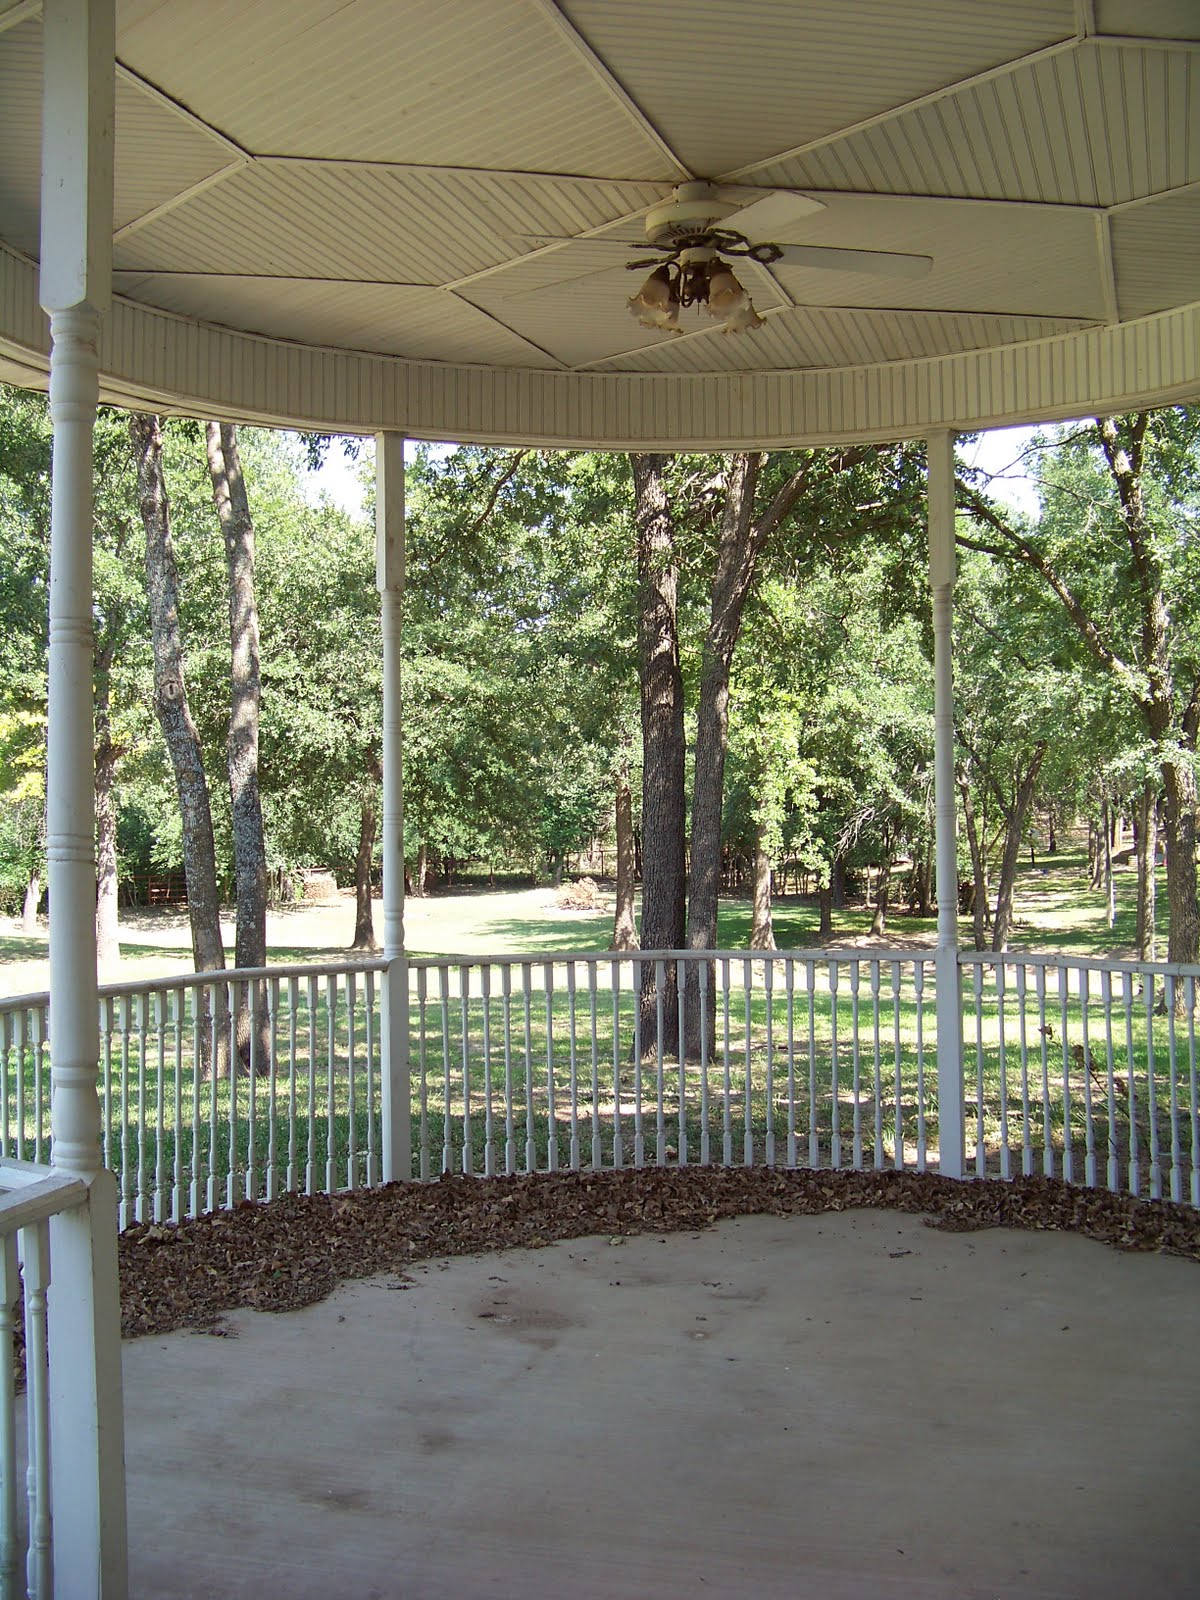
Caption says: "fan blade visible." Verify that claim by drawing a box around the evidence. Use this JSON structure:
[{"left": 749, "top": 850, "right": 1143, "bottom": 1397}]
[
  {"left": 504, "top": 234, "right": 648, "bottom": 250},
  {"left": 720, "top": 189, "right": 825, "bottom": 236},
  {"left": 773, "top": 244, "right": 933, "bottom": 278}
]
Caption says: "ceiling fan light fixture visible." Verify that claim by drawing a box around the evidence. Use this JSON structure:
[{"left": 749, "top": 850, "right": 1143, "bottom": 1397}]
[
  {"left": 628, "top": 264, "right": 678, "bottom": 329},
  {"left": 705, "top": 262, "right": 746, "bottom": 315},
  {"left": 720, "top": 300, "right": 766, "bottom": 335}
]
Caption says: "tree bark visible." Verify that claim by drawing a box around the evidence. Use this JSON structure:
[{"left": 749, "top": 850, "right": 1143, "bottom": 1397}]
[
  {"left": 869, "top": 840, "right": 893, "bottom": 937},
  {"left": 206, "top": 421, "right": 269, "bottom": 1072},
  {"left": 351, "top": 792, "right": 378, "bottom": 951},
  {"left": 749, "top": 827, "right": 775, "bottom": 950},
  {"left": 131, "top": 412, "right": 229, "bottom": 1075},
  {"left": 959, "top": 777, "right": 988, "bottom": 952},
  {"left": 413, "top": 841, "right": 429, "bottom": 897},
  {"left": 21, "top": 872, "right": 40, "bottom": 933},
  {"left": 632, "top": 453, "right": 686, "bottom": 1054},
  {"left": 131, "top": 413, "right": 226, "bottom": 976},
  {"left": 990, "top": 747, "right": 1045, "bottom": 952},
  {"left": 610, "top": 761, "right": 639, "bottom": 950},
  {"left": 818, "top": 882, "right": 833, "bottom": 939},
  {"left": 1135, "top": 779, "right": 1157, "bottom": 962},
  {"left": 94, "top": 650, "right": 120, "bottom": 977},
  {"left": 1101, "top": 786, "right": 1116, "bottom": 928}
]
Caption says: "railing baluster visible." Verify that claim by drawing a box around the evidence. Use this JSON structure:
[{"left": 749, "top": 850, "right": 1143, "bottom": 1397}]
[
  {"left": 610, "top": 960, "right": 622, "bottom": 1170},
  {"left": 20, "top": 1222, "right": 51, "bottom": 1600},
  {"left": 154, "top": 991, "right": 167, "bottom": 1222},
  {"left": 364, "top": 970, "right": 377, "bottom": 1188},
  {"left": 545, "top": 962, "right": 557, "bottom": 1173},
  {"left": 266, "top": 977, "right": 280, "bottom": 1201},
  {"left": 785, "top": 957, "right": 797, "bottom": 1168},
  {"left": 416, "top": 966, "right": 430, "bottom": 1181},
  {"left": 914, "top": 960, "right": 926, "bottom": 1173},
  {"left": 1187, "top": 975, "right": 1198, "bottom": 1208},
  {"left": 806, "top": 960, "right": 818, "bottom": 1169},
  {"left": 0, "top": 1234, "right": 17, "bottom": 1595},
  {"left": 744, "top": 958, "right": 755, "bottom": 1167},
  {"left": 286, "top": 976, "right": 299, "bottom": 1195},
  {"left": 482, "top": 966, "right": 495, "bottom": 1178},
  {"left": 502, "top": 965, "right": 516, "bottom": 1176},
  {"left": 850, "top": 961, "right": 862, "bottom": 1170},
  {"left": 763, "top": 958, "right": 775, "bottom": 1168},
  {"left": 698, "top": 959, "right": 710, "bottom": 1167},
  {"left": 1166, "top": 974, "right": 1182, "bottom": 1204},
  {"left": 1102, "top": 970, "right": 1119, "bottom": 1192},
  {"left": 589, "top": 963, "right": 602, "bottom": 1170},
  {"left": 721, "top": 957, "right": 732, "bottom": 1168},
  {"left": 100, "top": 997, "right": 113, "bottom": 1181},
  {"left": 676, "top": 961, "right": 687, "bottom": 1168},
  {"left": 568, "top": 962, "right": 580, "bottom": 1170},
  {"left": 1124, "top": 971, "right": 1139, "bottom": 1196},
  {"left": 1037, "top": 965, "right": 1052, "bottom": 1178},
  {"left": 655, "top": 959, "right": 667, "bottom": 1167},
  {"left": 119, "top": 998, "right": 131, "bottom": 1226},
  {"left": 440, "top": 965, "right": 453, "bottom": 1178},
  {"left": 305, "top": 975, "right": 318, "bottom": 1198},
  {"left": 170, "top": 989, "right": 184, "bottom": 1223},
  {"left": 1058, "top": 965, "right": 1072, "bottom": 1186},
  {"left": 871, "top": 963, "right": 883, "bottom": 1171},
  {"left": 325, "top": 974, "right": 339, "bottom": 1195},
  {"left": 190, "top": 987, "right": 202, "bottom": 1218},
  {"left": 1145, "top": 979, "right": 1161, "bottom": 1199},
  {"left": 346, "top": 971, "right": 358, "bottom": 1190},
  {"left": 247, "top": 980, "right": 260, "bottom": 1201},
  {"left": 972, "top": 964, "right": 986, "bottom": 1178},
  {"left": 523, "top": 963, "right": 536, "bottom": 1173},
  {"left": 891, "top": 960, "right": 904, "bottom": 1171},
  {"left": 996, "top": 963, "right": 1010, "bottom": 1180},
  {"left": 632, "top": 958, "right": 644, "bottom": 1168},
  {"left": 31, "top": 1011, "right": 44, "bottom": 1167},
  {"left": 460, "top": 965, "right": 473, "bottom": 1178},
  {"left": 1016, "top": 964, "right": 1032, "bottom": 1177},
  {"left": 1081, "top": 970, "right": 1096, "bottom": 1188},
  {"left": 829, "top": 960, "right": 841, "bottom": 1170},
  {"left": 135, "top": 992, "right": 149, "bottom": 1222}
]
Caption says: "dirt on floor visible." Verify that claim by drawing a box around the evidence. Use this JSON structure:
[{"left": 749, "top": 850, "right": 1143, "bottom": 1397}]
[{"left": 117, "top": 1166, "right": 1200, "bottom": 1344}]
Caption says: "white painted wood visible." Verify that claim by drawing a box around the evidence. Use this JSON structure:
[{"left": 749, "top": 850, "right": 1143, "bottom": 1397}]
[
  {"left": 481, "top": 965, "right": 495, "bottom": 1179},
  {"left": 0, "top": 1231, "right": 17, "bottom": 1598},
  {"left": 850, "top": 961, "right": 863, "bottom": 1170},
  {"left": 763, "top": 960, "right": 775, "bottom": 1168},
  {"left": 1059, "top": 968, "right": 1074, "bottom": 1186},
  {"left": 544, "top": 963, "right": 558, "bottom": 1174},
  {"left": 20, "top": 1219, "right": 51, "bottom": 1600},
  {"left": 459, "top": 965, "right": 473, "bottom": 1177},
  {"left": 829, "top": 961, "right": 841, "bottom": 1170},
  {"left": 375, "top": 432, "right": 410, "bottom": 1185},
  {"left": 914, "top": 960, "right": 927, "bottom": 1172},
  {"left": 522, "top": 964, "right": 536, "bottom": 1173},
  {"left": 996, "top": 963, "right": 1010, "bottom": 1180},
  {"left": 1081, "top": 970, "right": 1097, "bottom": 1187},
  {"left": 609, "top": 960, "right": 623, "bottom": 1170}
]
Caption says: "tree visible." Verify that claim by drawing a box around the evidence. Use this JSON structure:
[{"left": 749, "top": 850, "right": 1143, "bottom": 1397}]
[{"left": 957, "top": 408, "right": 1200, "bottom": 966}]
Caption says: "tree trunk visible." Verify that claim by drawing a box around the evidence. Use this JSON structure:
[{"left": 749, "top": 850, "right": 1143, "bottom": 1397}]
[
  {"left": 990, "top": 747, "right": 1045, "bottom": 952},
  {"left": 131, "top": 411, "right": 228, "bottom": 1075},
  {"left": 206, "top": 420, "right": 269, "bottom": 1074},
  {"left": 610, "top": 762, "right": 639, "bottom": 950},
  {"left": 869, "top": 842, "right": 893, "bottom": 937},
  {"left": 413, "top": 841, "right": 429, "bottom": 897},
  {"left": 1101, "top": 786, "right": 1116, "bottom": 928},
  {"left": 831, "top": 856, "right": 846, "bottom": 909},
  {"left": 1160, "top": 753, "right": 1199, "bottom": 971},
  {"left": 632, "top": 453, "right": 686, "bottom": 1055},
  {"left": 1135, "top": 779, "right": 1157, "bottom": 962},
  {"left": 131, "top": 412, "right": 225, "bottom": 964},
  {"left": 94, "top": 658, "right": 120, "bottom": 978},
  {"left": 21, "top": 872, "right": 40, "bottom": 933},
  {"left": 749, "top": 827, "right": 775, "bottom": 950},
  {"left": 818, "top": 882, "right": 833, "bottom": 939},
  {"left": 960, "top": 777, "right": 988, "bottom": 952},
  {"left": 351, "top": 792, "right": 378, "bottom": 951}
]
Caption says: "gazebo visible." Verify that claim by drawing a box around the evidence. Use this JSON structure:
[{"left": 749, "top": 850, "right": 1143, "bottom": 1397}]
[{"left": 0, "top": 0, "right": 1198, "bottom": 1591}]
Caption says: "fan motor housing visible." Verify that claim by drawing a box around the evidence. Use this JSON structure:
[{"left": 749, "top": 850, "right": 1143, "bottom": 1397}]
[{"left": 643, "top": 183, "right": 739, "bottom": 247}]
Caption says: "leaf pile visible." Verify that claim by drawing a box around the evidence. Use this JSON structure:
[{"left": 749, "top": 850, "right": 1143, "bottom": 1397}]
[{"left": 118, "top": 1168, "right": 1200, "bottom": 1341}]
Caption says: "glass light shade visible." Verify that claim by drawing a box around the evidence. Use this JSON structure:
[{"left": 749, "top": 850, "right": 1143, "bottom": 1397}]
[
  {"left": 721, "top": 300, "right": 765, "bottom": 334},
  {"left": 706, "top": 263, "right": 746, "bottom": 314}
]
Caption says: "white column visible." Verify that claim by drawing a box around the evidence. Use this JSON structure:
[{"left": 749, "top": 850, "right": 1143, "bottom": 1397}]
[
  {"left": 928, "top": 430, "right": 964, "bottom": 1180},
  {"left": 376, "top": 432, "right": 411, "bottom": 1181},
  {"left": 39, "top": 1, "right": 128, "bottom": 1593}
]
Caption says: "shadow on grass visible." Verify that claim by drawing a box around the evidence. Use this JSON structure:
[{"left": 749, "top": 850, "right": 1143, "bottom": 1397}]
[{"left": 0, "top": 933, "right": 48, "bottom": 964}]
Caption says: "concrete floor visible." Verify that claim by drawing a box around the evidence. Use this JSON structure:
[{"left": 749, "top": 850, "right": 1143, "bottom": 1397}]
[{"left": 122, "top": 1211, "right": 1200, "bottom": 1600}]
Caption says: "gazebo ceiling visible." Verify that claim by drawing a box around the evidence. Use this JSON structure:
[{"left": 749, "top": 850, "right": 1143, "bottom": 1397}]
[{"left": 0, "top": 0, "right": 1197, "bottom": 446}]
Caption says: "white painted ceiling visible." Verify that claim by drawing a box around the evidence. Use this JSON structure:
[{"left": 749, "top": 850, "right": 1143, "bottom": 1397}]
[{"left": 0, "top": 0, "right": 1197, "bottom": 426}]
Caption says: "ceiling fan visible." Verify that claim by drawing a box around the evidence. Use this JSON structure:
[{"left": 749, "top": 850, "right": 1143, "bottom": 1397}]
[{"left": 509, "top": 182, "right": 933, "bottom": 335}]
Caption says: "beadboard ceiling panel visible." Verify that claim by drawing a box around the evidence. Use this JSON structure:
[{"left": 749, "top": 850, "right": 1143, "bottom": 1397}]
[
  {"left": 751, "top": 43, "right": 1200, "bottom": 206},
  {"left": 108, "top": 274, "right": 559, "bottom": 367},
  {"left": 589, "top": 308, "right": 1095, "bottom": 374},
  {"left": 114, "top": 0, "right": 675, "bottom": 179},
  {"left": 0, "top": 0, "right": 1196, "bottom": 440},
  {"left": 559, "top": 0, "right": 1075, "bottom": 178},
  {"left": 1110, "top": 188, "right": 1200, "bottom": 320}
]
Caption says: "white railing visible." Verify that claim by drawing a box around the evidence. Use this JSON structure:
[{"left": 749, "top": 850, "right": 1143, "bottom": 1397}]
[
  {"left": 409, "top": 950, "right": 936, "bottom": 1178},
  {"left": 0, "top": 1159, "right": 88, "bottom": 1600},
  {"left": 0, "top": 960, "right": 386, "bottom": 1226},
  {"left": 960, "top": 951, "right": 1200, "bottom": 1204},
  {"left": 3, "top": 947, "right": 1198, "bottom": 1214}
]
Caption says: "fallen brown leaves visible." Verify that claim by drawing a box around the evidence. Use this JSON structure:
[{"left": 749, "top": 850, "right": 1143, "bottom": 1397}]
[{"left": 118, "top": 1167, "right": 1200, "bottom": 1342}]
